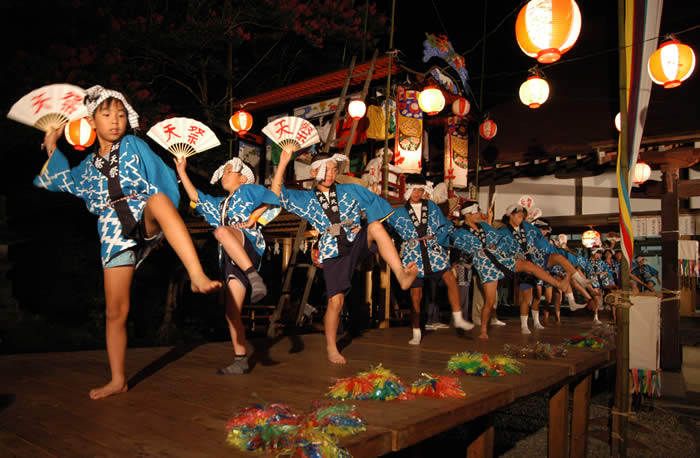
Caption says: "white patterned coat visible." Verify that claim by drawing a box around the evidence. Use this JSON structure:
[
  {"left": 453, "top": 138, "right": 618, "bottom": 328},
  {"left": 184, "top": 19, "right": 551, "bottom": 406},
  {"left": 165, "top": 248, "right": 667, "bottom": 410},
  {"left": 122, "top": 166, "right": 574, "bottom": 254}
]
[{"left": 33, "top": 135, "right": 179, "bottom": 266}]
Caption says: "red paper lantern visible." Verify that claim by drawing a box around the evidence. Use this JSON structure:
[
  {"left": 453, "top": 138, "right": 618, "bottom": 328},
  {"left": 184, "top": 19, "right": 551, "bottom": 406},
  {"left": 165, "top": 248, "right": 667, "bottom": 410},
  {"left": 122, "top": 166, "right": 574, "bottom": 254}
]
[
  {"left": 451, "top": 97, "right": 470, "bottom": 117},
  {"left": 229, "top": 110, "right": 253, "bottom": 136},
  {"left": 515, "top": 0, "right": 582, "bottom": 64},
  {"left": 632, "top": 162, "right": 651, "bottom": 185},
  {"left": 648, "top": 39, "right": 696, "bottom": 89},
  {"left": 582, "top": 229, "right": 600, "bottom": 248},
  {"left": 479, "top": 120, "right": 497, "bottom": 140},
  {"left": 64, "top": 118, "right": 96, "bottom": 151}
]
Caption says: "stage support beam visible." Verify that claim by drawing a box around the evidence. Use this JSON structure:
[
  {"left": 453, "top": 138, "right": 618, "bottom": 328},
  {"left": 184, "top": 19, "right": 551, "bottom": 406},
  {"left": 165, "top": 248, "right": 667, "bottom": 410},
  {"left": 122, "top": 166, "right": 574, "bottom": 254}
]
[{"left": 660, "top": 166, "right": 681, "bottom": 370}]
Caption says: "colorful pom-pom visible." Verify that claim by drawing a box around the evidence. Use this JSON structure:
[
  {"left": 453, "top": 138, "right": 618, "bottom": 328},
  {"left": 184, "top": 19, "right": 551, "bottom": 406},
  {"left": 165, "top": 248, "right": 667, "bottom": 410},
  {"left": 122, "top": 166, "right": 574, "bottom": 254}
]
[
  {"left": 565, "top": 334, "right": 605, "bottom": 349},
  {"left": 225, "top": 402, "right": 365, "bottom": 456},
  {"left": 409, "top": 373, "right": 466, "bottom": 398},
  {"left": 503, "top": 342, "right": 568, "bottom": 360},
  {"left": 327, "top": 364, "right": 414, "bottom": 401},
  {"left": 447, "top": 351, "right": 523, "bottom": 377}
]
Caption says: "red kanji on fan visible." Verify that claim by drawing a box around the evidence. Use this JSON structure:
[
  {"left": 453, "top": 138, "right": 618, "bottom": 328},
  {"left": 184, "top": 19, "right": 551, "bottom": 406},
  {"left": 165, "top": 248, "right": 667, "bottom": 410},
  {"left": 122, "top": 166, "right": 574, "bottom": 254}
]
[
  {"left": 274, "top": 118, "right": 292, "bottom": 137},
  {"left": 295, "top": 121, "right": 314, "bottom": 143},
  {"left": 60, "top": 91, "right": 84, "bottom": 115},
  {"left": 162, "top": 123, "right": 180, "bottom": 142},
  {"left": 32, "top": 93, "right": 51, "bottom": 115},
  {"left": 187, "top": 126, "right": 205, "bottom": 144}
]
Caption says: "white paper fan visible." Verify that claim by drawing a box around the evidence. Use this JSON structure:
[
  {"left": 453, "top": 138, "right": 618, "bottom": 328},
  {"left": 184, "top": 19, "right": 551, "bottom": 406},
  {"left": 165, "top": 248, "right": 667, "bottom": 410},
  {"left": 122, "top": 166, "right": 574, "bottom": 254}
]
[
  {"left": 527, "top": 207, "right": 542, "bottom": 222},
  {"left": 518, "top": 195, "right": 534, "bottom": 210},
  {"left": 147, "top": 117, "right": 220, "bottom": 158},
  {"left": 431, "top": 182, "right": 449, "bottom": 204},
  {"left": 262, "top": 116, "right": 320, "bottom": 153},
  {"left": 7, "top": 84, "right": 87, "bottom": 132}
]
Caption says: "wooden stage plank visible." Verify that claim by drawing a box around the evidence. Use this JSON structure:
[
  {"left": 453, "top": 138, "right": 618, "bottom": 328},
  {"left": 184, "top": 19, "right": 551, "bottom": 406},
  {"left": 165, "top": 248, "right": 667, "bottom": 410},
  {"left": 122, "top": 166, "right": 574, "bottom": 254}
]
[{"left": 0, "top": 318, "right": 613, "bottom": 456}]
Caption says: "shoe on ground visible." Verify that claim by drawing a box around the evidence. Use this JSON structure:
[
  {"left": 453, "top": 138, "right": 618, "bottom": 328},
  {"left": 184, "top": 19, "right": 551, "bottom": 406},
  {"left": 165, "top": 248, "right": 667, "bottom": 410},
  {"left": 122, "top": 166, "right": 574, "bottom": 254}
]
[
  {"left": 521, "top": 327, "right": 532, "bottom": 335},
  {"left": 490, "top": 318, "right": 506, "bottom": 326},
  {"left": 408, "top": 336, "right": 421, "bottom": 345}
]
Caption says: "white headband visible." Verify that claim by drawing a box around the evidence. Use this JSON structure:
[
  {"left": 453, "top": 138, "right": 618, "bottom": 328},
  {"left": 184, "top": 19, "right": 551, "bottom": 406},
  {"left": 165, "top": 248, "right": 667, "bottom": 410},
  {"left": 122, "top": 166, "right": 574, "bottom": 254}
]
[
  {"left": 404, "top": 183, "right": 432, "bottom": 201},
  {"left": 310, "top": 153, "right": 347, "bottom": 181},
  {"left": 504, "top": 203, "right": 527, "bottom": 216},
  {"left": 85, "top": 85, "right": 140, "bottom": 129},
  {"left": 210, "top": 158, "right": 255, "bottom": 185},
  {"left": 461, "top": 203, "right": 480, "bottom": 215}
]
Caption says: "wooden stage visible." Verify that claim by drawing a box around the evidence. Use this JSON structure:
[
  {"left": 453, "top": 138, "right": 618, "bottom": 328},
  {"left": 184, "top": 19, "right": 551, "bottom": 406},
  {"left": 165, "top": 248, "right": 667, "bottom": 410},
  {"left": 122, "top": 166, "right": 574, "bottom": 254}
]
[{"left": 0, "top": 317, "right": 614, "bottom": 457}]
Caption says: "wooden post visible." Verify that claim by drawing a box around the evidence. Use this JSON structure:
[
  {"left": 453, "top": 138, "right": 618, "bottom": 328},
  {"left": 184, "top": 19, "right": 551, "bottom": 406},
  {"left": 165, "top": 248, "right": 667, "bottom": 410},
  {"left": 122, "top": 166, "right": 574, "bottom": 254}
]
[
  {"left": 660, "top": 166, "right": 681, "bottom": 370},
  {"left": 282, "top": 238, "right": 292, "bottom": 272},
  {"left": 466, "top": 414, "right": 495, "bottom": 458},
  {"left": 549, "top": 384, "right": 569, "bottom": 458},
  {"left": 570, "top": 375, "right": 592, "bottom": 458}
]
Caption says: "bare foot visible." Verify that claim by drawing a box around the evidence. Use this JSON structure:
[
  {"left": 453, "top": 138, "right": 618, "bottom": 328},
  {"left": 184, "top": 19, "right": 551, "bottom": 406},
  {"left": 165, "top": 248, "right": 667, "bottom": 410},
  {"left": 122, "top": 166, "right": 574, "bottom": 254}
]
[
  {"left": 190, "top": 275, "right": 222, "bottom": 294},
  {"left": 479, "top": 331, "right": 489, "bottom": 339},
  {"left": 397, "top": 262, "right": 419, "bottom": 290},
  {"left": 327, "top": 348, "right": 346, "bottom": 364},
  {"left": 89, "top": 380, "right": 128, "bottom": 400}
]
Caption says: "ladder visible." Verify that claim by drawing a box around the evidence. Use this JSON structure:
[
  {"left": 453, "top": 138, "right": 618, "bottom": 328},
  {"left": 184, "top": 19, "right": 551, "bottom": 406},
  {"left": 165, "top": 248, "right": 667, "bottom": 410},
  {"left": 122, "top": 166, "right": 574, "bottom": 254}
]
[{"left": 266, "top": 50, "right": 380, "bottom": 338}]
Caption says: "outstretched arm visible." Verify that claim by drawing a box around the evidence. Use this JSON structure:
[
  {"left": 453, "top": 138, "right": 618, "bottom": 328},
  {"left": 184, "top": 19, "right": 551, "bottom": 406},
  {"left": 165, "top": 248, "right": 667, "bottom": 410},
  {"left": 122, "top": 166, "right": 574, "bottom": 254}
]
[
  {"left": 173, "top": 156, "right": 199, "bottom": 204},
  {"left": 271, "top": 148, "right": 294, "bottom": 197}
]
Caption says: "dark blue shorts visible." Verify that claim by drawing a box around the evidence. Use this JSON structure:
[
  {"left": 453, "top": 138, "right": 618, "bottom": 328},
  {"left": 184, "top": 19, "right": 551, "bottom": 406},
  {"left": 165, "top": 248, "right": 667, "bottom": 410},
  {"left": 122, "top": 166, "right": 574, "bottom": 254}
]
[
  {"left": 221, "top": 234, "right": 261, "bottom": 291},
  {"left": 321, "top": 226, "right": 377, "bottom": 299}
]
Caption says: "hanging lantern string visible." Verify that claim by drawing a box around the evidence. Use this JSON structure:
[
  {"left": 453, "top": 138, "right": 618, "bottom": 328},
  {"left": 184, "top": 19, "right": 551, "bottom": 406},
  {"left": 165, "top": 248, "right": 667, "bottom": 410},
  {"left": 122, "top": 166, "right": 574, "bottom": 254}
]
[
  {"left": 462, "top": 0, "right": 529, "bottom": 57},
  {"left": 467, "top": 23, "right": 699, "bottom": 83}
]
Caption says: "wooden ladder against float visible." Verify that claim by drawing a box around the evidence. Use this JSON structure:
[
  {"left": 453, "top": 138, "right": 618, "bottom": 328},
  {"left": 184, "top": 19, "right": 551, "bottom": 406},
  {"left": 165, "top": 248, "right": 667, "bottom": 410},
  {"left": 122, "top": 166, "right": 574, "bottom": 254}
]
[{"left": 266, "top": 50, "right": 379, "bottom": 338}]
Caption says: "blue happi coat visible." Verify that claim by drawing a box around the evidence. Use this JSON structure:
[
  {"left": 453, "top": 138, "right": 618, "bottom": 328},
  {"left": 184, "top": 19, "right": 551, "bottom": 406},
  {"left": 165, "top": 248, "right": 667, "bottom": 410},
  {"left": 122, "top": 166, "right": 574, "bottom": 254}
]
[
  {"left": 279, "top": 183, "right": 394, "bottom": 264},
  {"left": 497, "top": 221, "right": 549, "bottom": 268},
  {"left": 193, "top": 184, "right": 280, "bottom": 262},
  {"left": 631, "top": 262, "right": 658, "bottom": 284},
  {"left": 33, "top": 135, "right": 180, "bottom": 266},
  {"left": 449, "top": 222, "right": 519, "bottom": 284},
  {"left": 385, "top": 200, "right": 451, "bottom": 278},
  {"left": 587, "top": 258, "right": 614, "bottom": 288}
]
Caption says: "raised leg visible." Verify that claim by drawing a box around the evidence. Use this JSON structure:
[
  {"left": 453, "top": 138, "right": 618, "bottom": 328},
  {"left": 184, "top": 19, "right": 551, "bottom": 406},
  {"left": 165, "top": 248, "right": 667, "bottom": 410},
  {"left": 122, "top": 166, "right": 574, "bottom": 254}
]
[
  {"left": 143, "top": 193, "right": 220, "bottom": 293},
  {"left": 366, "top": 221, "right": 418, "bottom": 290}
]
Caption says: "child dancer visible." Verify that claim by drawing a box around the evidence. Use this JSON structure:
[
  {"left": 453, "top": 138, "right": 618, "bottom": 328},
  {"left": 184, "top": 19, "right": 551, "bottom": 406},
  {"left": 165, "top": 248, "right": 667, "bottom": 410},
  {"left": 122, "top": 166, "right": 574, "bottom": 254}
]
[
  {"left": 385, "top": 175, "right": 474, "bottom": 345},
  {"left": 175, "top": 156, "right": 279, "bottom": 374},
  {"left": 497, "top": 204, "right": 591, "bottom": 334},
  {"left": 448, "top": 201, "right": 568, "bottom": 339},
  {"left": 35, "top": 86, "right": 220, "bottom": 399},
  {"left": 271, "top": 149, "right": 418, "bottom": 364}
]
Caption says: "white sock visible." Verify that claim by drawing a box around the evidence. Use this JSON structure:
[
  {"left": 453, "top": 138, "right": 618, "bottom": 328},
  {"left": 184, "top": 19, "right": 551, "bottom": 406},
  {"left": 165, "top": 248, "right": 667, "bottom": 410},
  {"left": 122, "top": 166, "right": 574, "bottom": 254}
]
[
  {"left": 408, "top": 328, "right": 421, "bottom": 345},
  {"left": 520, "top": 315, "right": 529, "bottom": 329},
  {"left": 566, "top": 293, "right": 575, "bottom": 305},
  {"left": 532, "top": 310, "right": 544, "bottom": 329},
  {"left": 594, "top": 312, "right": 599, "bottom": 320},
  {"left": 452, "top": 312, "right": 474, "bottom": 330},
  {"left": 556, "top": 311, "right": 561, "bottom": 321}
]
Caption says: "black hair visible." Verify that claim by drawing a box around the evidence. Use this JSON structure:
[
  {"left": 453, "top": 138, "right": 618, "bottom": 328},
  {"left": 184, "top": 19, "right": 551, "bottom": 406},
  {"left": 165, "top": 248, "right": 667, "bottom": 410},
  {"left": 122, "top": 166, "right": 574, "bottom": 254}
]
[{"left": 405, "top": 174, "right": 427, "bottom": 186}]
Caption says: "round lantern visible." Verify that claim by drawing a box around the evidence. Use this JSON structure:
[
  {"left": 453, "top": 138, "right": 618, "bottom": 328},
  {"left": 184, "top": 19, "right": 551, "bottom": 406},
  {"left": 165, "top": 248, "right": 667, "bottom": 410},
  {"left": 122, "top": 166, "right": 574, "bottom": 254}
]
[
  {"left": 64, "top": 118, "right": 96, "bottom": 151},
  {"left": 229, "top": 110, "right": 253, "bottom": 136},
  {"left": 452, "top": 97, "right": 470, "bottom": 117},
  {"left": 582, "top": 229, "right": 600, "bottom": 248},
  {"left": 632, "top": 162, "right": 651, "bottom": 185},
  {"left": 615, "top": 112, "right": 621, "bottom": 132},
  {"left": 479, "top": 119, "right": 498, "bottom": 140},
  {"left": 648, "top": 40, "right": 696, "bottom": 89},
  {"left": 418, "top": 86, "right": 445, "bottom": 115},
  {"left": 515, "top": 0, "right": 582, "bottom": 64},
  {"left": 347, "top": 99, "right": 367, "bottom": 120},
  {"left": 519, "top": 76, "right": 550, "bottom": 108}
]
